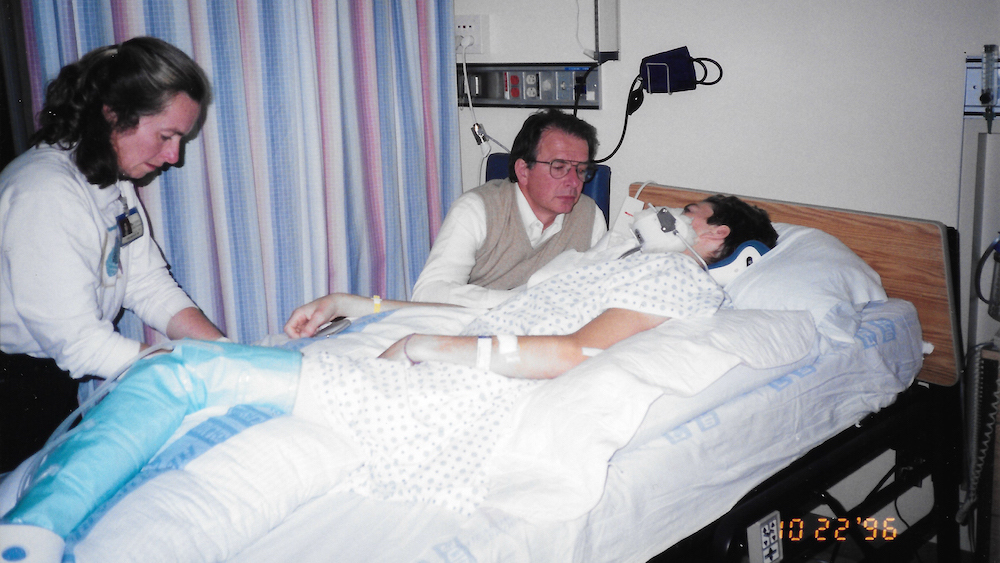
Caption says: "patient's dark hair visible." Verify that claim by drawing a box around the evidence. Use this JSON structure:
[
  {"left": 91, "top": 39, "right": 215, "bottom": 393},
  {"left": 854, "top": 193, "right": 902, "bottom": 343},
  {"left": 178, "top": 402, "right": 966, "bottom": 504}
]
[
  {"left": 32, "top": 36, "right": 212, "bottom": 188},
  {"left": 703, "top": 194, "right": 778, "bottom": 264},
  {"left": 507, "top": 109, "right": 598, "bottom": 182}
]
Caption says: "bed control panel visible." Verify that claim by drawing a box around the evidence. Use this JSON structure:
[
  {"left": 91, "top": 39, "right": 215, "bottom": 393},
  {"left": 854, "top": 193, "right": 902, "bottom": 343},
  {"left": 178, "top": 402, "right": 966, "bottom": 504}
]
[
  {"left": 457, "top": 63, "right": 601, "bottom": 109},
  {"left": 747, "top": 511, "right": 784, "bottom": 563}
]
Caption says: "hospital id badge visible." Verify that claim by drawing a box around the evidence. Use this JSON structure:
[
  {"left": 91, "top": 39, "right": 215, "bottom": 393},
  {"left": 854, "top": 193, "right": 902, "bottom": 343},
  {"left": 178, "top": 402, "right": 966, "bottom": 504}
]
[{"left": 117, "top": 207, "right": 144, "bottom": 246}]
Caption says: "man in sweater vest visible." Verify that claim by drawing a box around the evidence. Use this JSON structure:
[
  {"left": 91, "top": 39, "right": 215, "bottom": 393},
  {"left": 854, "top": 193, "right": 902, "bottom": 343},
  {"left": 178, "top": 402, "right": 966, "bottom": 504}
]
[{"left": 411, "top": 110, "right": 607, "bottom": 308}]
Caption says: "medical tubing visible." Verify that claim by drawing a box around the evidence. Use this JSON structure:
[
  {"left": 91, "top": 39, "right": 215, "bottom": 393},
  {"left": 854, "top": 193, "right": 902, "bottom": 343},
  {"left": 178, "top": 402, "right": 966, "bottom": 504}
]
[
  {"left": 483, "top": 134, "right": 511, "bottom": 154},
  {"left": 50, "top": 341, "right": 177, "bottom": 441},
  {"left": 685, "top": 239, "right": 708, "bottom": 270},
  {"left": 974, "top": 233, "right": 1000, "bottom": 304},
  {"left": 617, "top": 182, "right": 656, "bottom": 259},
  {"left": 460, "top": 45, "right": 478, "bottom": 123},
  {"left": 595, "top": 75, "right": 643, "bottom": 164},
  {"left": 15, "top": 340, "right": 178, "bottom": 503},
  {"left": 677, "top": 228, "right": 708, "bottom": 270},
  {"left": 957, "top": 333, "right": 1000, "bottom": 524},
  {"left": 693, "top": 57, "right": 723, "bottom": 86},
  {"left": 632, "top": 181, "right": 653, "bottom": 202},
  {"left": 7, "top": 355, "right": 198, "bottom": 536},
  {"left": 460, "top": 44, "right": 495, "bottom": 181},
  {"left": 3, "top": 340, "right": 301, "bottom": 538}
]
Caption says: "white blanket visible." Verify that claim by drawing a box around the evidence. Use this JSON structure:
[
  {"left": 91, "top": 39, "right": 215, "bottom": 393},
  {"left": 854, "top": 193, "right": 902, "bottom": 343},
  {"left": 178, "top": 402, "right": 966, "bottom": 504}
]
[{"left": 19, "top": 305, "right": 815, "bottom": 562}]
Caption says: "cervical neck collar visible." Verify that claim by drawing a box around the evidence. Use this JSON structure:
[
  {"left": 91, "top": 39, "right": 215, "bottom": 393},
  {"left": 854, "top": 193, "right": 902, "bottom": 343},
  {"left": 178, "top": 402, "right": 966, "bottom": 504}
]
[{"left": 708, "top": 240, "right": 771, "bottom": 287}]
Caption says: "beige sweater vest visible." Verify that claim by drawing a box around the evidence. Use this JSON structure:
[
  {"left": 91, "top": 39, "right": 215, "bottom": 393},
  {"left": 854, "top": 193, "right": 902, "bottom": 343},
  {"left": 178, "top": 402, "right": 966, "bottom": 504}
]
[{"left": 468, "top": 179, "right": 597, "bottom": 290}]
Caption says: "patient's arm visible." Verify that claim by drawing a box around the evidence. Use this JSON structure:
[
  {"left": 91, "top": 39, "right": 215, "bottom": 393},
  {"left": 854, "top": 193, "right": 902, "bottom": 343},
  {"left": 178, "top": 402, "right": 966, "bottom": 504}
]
[
  {"left": 379, "top": 308, "right": 668, "bottom": 379},
  {"left": 283, "top": 293, "right": 456, "bottom": 338}
]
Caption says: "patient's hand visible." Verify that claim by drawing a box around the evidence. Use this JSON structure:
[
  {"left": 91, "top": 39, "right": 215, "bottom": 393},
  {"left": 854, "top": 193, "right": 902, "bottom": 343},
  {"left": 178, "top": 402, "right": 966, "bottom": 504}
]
[
  {"left": 285, "top": 294, "right": 460, "bottom": 338},
  {"left": 284, "top": 295, "right": 340, "bottom": 338}
]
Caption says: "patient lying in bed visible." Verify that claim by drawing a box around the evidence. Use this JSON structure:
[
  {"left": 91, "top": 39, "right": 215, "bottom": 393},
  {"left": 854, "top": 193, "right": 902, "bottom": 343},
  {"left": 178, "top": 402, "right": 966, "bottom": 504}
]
[
  {"left": 287, "top": 195, "right": 778, "bottom": 379},
  {"left": 1, "top": 195, "right": 778, "bottom": 558}
]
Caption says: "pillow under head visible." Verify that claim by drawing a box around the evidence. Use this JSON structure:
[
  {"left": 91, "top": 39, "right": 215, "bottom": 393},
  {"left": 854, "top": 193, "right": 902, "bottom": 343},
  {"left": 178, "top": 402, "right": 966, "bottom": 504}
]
[{"left": 724, "top": 223, "right": 887, "bottom": 343}]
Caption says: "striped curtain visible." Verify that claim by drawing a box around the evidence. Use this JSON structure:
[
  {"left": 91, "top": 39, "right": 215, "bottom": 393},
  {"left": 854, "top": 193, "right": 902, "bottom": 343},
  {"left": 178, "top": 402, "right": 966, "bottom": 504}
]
[{"left": 18, "top": 0, "right": 462, "bottom": 344}]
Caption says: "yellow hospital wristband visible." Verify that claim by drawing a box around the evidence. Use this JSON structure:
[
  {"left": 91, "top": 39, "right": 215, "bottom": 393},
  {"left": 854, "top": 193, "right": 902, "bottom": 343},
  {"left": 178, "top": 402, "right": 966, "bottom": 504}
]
[{"left": 373, "top": 295, "right": 381, "bottom": 313}]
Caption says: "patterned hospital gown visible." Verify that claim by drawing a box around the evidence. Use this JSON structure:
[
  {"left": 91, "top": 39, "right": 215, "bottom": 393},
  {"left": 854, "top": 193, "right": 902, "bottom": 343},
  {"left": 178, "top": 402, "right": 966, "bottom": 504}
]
[
  {"left": 305, "top": 251, "right": 725, "bottom": 514},
  {"left": 465, "top": 251, "right": 726, "bottom": 336}
]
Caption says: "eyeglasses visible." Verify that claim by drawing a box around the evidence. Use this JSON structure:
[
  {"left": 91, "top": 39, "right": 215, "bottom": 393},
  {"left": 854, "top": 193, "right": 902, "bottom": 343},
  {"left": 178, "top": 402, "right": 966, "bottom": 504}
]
[{"left": 528, "top": 159, "right": 597, "bottom": 183}]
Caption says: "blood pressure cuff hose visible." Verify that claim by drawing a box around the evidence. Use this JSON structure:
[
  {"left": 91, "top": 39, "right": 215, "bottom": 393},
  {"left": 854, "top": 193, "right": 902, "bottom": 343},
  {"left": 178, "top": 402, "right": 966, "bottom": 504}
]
[{"left": 2, "top": 340, "right": 301, "bottom": 538}]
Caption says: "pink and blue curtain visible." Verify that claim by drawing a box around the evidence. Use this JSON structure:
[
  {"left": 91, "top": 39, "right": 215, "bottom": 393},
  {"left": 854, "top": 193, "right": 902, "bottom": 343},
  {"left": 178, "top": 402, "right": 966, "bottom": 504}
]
[{"left": 18, "top": 0, "right": 462, "bottom": 344}]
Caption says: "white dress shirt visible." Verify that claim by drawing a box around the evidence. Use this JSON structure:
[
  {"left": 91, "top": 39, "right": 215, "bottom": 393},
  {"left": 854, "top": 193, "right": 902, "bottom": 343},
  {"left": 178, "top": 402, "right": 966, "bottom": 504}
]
[{"left": 411, "top": 185, "right": 606, "bottom": 308}]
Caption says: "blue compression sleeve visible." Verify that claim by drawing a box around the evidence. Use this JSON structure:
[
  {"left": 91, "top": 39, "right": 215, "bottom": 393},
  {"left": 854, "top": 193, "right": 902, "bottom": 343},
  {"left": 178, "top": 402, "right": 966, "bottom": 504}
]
[{"left": 2, "top": 340, "right": 300, "bottom": 537}]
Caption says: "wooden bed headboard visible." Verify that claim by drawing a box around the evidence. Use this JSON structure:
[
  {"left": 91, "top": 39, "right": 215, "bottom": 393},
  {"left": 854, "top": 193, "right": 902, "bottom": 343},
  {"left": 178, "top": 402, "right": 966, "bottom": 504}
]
[{"left": 628, "top": 183, "right": 962, "bottom": 387}]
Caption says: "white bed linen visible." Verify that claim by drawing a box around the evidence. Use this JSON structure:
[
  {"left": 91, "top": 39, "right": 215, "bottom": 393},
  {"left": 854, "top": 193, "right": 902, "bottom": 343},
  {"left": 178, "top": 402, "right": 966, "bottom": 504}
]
[
  {"left": 231, "top": 299, "right": 922, "bottom": 563},
  {"left": 1, "top": 301, "right": 820, "bottom": 563}
]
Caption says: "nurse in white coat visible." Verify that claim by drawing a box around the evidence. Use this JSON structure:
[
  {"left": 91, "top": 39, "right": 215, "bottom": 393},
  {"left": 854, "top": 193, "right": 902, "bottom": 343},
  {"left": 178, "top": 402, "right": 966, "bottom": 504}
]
[{"left": 0, "top": 36, "right": 224, "bottom": 472}]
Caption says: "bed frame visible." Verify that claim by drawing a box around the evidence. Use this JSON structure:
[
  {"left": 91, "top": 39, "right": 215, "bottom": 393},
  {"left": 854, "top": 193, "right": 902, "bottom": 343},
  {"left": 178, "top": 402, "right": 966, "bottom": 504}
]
[{"left": 628, "top": 183, "right": 964, "bottom": 562}]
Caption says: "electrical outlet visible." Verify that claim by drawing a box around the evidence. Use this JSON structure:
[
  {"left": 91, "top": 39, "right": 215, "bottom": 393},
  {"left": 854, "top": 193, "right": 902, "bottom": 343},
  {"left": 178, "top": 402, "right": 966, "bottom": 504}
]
[
  {"left": 456, "top": 63, "right": 601, "bottom": 109},
  {"left": 455, "top": 14, "right": 487, "bottom": 55}
]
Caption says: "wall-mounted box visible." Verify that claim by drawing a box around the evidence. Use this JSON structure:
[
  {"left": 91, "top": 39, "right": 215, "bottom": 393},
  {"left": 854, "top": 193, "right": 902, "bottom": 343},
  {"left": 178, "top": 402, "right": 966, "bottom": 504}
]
[{"left": 458, "top": 63, "right": 601, "bottom": 109}]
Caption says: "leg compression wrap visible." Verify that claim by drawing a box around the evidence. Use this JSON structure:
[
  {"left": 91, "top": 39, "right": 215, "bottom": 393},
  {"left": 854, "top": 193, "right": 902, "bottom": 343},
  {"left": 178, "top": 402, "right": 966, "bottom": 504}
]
[{"left": 2, "top": 340, "right": 301, "bottom": 537}]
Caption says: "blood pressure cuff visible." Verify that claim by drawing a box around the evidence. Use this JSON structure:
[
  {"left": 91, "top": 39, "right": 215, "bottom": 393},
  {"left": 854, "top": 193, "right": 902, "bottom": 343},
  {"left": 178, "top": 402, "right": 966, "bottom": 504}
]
[
  {"left": 640, "top": 46, "right": 698, "bottom": 93},
  {"left": 3, "top": 340, "right": 301, "bottom": 538}
]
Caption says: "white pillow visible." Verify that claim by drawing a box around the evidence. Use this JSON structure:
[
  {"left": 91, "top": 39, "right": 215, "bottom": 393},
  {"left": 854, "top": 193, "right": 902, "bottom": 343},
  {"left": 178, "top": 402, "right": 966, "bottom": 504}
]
[{"left": 725, "top": 224, "right": 887, "bottom": 343}]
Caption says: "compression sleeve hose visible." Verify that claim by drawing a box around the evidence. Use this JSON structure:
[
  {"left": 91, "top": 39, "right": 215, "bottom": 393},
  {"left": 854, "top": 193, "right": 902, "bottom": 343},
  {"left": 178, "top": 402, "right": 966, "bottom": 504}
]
[{"left": 2, "top": 340, "right": 301, "bottom": 538}]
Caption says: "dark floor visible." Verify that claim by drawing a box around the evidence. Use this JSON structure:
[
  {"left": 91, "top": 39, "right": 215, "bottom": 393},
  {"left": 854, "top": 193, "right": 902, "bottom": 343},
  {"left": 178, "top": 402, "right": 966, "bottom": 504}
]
[{"left": 800, "top": 541, "right": 976, "bottom": 563}]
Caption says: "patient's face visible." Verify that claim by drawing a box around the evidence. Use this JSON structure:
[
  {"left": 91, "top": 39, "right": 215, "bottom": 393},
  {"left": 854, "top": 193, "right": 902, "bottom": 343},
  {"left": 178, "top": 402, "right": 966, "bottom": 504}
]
[
  {"left": 682, "top": 202, "right": 715, "bottom": 232},
  {"left": 515, "top": 128, "right": 590, "bottom": 228},
  {"left": 683, "top": 201, "right": 728, "bottom": 259}
]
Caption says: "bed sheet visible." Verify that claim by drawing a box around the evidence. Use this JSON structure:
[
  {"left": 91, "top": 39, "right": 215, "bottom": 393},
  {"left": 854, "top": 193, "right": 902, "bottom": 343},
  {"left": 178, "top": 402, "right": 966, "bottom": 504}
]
[
  {"left": 229, "top": 299, "right": 922, "bottom": 562},
  {"left": 0, "top": 299, "right": 903, "bottom": 563}
]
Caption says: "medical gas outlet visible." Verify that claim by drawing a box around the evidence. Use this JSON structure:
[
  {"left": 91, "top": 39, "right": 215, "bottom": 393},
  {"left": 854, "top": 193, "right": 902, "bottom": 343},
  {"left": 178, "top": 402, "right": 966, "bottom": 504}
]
[{"left": 458, "top": 63, "right": 601, "bottom": 109}]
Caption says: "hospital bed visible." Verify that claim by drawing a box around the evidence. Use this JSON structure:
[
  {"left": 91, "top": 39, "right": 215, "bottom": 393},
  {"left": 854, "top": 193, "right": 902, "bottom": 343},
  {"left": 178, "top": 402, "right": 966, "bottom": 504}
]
[
  {"left": 0, "top": 183, "right": 962, "bottom": 562},
  {"left": 632, "top": 183, "right": 962, "bottom": 562}
]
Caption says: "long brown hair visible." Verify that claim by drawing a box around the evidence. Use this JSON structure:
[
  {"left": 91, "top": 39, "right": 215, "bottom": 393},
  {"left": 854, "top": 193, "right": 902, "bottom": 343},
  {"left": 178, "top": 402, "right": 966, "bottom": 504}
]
[{"left": 32, "top": 36, "right": 211, "bottom": 187}]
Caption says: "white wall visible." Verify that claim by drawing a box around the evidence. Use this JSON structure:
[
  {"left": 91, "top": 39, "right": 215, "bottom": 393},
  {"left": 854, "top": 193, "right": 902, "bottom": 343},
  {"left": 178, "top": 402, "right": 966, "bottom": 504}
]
[
  {"left": 453, "top": 0, "right": 999, "bottom": 548},
  {"left": 454, "top": 0, "right": 999, "bottom": 228}
]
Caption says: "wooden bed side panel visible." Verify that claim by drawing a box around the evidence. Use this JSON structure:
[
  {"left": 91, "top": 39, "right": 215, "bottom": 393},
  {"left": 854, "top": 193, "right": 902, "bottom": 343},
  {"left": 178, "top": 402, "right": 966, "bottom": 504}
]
[{"left": 628, "top": 183, "right": 960, "bottom": 386}]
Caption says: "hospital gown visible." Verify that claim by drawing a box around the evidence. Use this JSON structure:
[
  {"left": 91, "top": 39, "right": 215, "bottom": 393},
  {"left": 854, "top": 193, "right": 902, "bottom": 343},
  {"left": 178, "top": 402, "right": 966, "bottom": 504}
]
[{"left": 303, "top": 251, "right": 726, "bottom": 514}]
